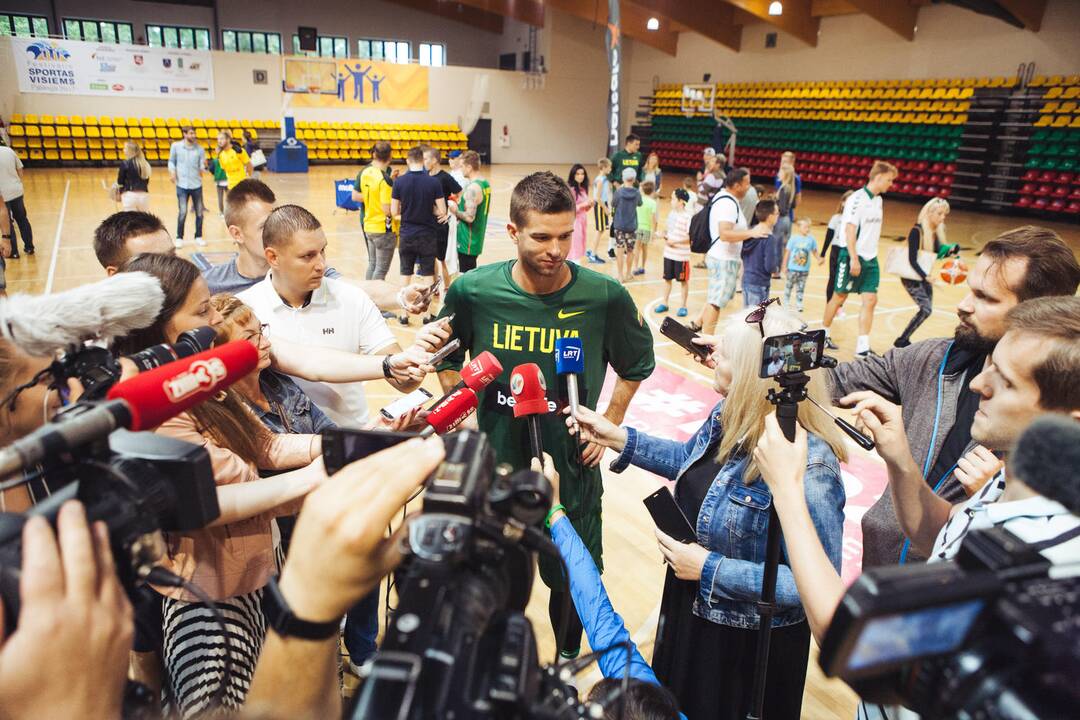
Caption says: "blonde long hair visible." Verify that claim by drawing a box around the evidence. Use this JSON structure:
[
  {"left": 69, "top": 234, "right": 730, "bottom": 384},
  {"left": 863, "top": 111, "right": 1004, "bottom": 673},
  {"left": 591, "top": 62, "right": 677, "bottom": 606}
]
[
  {"left": 715, "top": 304, "right": 848, "bottom": 483},
  {"left": 916, "top": 197, "right": 949, "bottom": 250},
  {"left": 124, "top": 141, "right": 151, "bottom": 180},
  {"left": 777, "top": 163, "right": 796, "bottom": 201},
  {"left": 643, "top": 152, "right": 660, "bottom": 173}
]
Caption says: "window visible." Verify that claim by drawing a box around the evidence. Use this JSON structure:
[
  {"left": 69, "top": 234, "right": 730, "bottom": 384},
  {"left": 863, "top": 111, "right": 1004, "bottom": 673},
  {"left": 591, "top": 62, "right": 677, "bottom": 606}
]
[
  {"left": 63, "top": 18, "right": 135, "bottom": 44},
  {"left": 419, "top": 42, "right": 445, "bottom": 67},
  {"left": 357, "top": 38, "right": 411, "bottom": 64},
  {"left": 0, "top": 13, "right": 49, "bottom": 38},
  {"left": 222, "top": 29, "right": 281, "bottom": 54},
  {"left": 147, "top": 24, "right": 212, "bottom": 50},
  {"left": 292, "top": 34, "right": 348, "bottom": 58}
]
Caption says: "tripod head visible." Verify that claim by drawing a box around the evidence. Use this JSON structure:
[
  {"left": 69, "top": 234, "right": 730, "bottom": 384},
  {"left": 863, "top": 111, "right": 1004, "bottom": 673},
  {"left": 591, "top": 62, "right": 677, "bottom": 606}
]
[{"left": 766, "top": 356, "right": 874, "bottom": 450}]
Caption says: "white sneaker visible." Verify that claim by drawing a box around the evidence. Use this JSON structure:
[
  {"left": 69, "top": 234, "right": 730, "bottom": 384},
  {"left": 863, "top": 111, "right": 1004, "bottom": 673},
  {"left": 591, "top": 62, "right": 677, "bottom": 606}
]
[
  {"left": 195, "top": 237, "right": 207, "bottom": 247},
  {"left": 173, "top": 238, "right": 184, "bottom": 249}
]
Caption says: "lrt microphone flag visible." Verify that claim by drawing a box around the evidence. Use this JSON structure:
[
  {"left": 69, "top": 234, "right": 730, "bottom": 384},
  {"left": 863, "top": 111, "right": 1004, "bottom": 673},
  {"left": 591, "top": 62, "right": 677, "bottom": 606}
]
[{"left": 606, "top": 0, "right": 621, "bottom": 156}]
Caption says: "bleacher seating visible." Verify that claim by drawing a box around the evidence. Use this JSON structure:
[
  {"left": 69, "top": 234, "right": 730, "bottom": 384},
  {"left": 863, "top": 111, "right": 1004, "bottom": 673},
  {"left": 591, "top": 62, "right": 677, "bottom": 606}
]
[
  {"left": 1015, "top": 75, "right": 1080, "bottom": 215},
  {"left": 4, "top": 116, "right": 469, "bottom": 167}
]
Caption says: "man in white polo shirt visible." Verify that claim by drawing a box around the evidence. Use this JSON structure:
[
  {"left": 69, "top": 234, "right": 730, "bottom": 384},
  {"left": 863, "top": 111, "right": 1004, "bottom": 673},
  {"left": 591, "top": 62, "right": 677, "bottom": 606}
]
[
  {"left": 821, "top": 160, "right": 898, "bottom": 358},
  {"left": 238, "top": 204, "right": 423, "bottom": 426},
  {"left": 691, "top": 168, "right": 771, "bottom": 335}
]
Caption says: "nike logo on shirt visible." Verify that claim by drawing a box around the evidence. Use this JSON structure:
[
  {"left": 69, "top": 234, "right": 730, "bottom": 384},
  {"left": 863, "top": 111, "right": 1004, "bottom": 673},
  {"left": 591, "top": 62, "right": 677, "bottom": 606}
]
[{"left": 557, "top": 309, "right": 585, "bottom": 320}]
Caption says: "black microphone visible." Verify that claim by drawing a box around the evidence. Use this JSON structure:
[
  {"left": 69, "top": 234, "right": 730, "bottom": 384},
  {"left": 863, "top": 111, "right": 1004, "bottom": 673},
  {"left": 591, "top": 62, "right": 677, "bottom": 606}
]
[{"left": 1009, "top": 414, "right": 1080, "bottom": 514}]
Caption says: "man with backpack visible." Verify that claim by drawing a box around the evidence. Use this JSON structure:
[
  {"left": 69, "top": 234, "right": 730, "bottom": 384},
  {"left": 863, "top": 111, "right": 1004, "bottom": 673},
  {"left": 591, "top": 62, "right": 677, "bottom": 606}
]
[{"left": 688, "top": 168, "right": 771, "bottom": 334}]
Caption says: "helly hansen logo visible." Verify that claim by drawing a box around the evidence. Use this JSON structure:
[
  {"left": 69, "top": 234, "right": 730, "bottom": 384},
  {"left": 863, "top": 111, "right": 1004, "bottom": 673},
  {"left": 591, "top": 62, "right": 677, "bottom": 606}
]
[{"left": 323, "top": 328, "right": 335, "bottom": 335}]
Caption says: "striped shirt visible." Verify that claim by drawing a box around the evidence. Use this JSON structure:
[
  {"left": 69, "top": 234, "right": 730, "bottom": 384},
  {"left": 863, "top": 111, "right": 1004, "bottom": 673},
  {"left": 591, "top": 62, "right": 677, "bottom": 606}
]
[{"left": 662, "top": 207, "right": 693, "bottom": 262}]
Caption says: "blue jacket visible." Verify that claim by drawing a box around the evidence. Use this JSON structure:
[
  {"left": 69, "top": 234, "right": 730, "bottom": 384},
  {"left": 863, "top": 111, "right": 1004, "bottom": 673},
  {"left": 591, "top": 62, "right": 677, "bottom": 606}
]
[
  {"left": 741, "top": 234, "right": 781, "bottom": 288},
  {"left": 610, "top": 401, "right": 845, "bottom": 629},
  {"left": 551, "top": 516, "right": 688, "bottom": 720}
]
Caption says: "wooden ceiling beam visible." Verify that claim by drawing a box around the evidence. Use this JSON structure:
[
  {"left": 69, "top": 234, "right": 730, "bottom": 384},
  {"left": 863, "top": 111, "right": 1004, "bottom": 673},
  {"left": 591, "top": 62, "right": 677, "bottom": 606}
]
[
  {"left": 392, "top": 0, "right": 506, "bottom": 34},
  {"left": 843, "top": 0, "right": 917, "bottom": 40},
  {"left": 720, "top": 0, "right": 820, "bottom": 46},
  {"left": 628, "top": 0, "right": 742, "bottom": 52},
  {"left": 995, "top": 0, "right": 1047, "bottom": 31},
  {"left": 545, "top": 0, "right": 680, "bottom": 55},
  {"left": 449, "top": 0, "right": 546, "bottom": 27}
]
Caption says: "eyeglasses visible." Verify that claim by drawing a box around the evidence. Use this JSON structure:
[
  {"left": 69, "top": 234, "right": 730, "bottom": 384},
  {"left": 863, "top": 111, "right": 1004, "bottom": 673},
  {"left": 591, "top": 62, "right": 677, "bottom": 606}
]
[
  {"left": 241, "top": 323, "right": 269, "bottom": 343},
  {"left": 745, "top": 298, "right": 780, "bottom": 338}
]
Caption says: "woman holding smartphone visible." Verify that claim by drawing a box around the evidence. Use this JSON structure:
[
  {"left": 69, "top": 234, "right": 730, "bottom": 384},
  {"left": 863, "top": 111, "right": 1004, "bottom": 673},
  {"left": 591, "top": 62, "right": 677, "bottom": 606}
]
[{"left": 568, "top": 299, "right": 847, "bottom": 720}]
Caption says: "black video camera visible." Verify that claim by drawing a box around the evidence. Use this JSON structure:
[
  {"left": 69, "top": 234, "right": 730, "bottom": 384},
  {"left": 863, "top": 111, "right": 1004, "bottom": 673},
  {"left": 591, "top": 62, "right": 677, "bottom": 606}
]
[
  {"left": 348, "top": 430, "right": 588, "bottom": 720},
  {"left": 819, "top": 526, "right": 1080, "bottom": 719}
]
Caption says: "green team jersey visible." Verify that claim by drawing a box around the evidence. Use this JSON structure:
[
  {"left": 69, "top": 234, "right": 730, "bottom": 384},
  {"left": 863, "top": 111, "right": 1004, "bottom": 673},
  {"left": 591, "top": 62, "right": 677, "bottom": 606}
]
[
  {"left": 437, "top": 261, "right": 655, "bottom": 585},
  {"left": 456, "top": 178, "right": 492, "bottom": 257},
  {"left": 609, "top": 149, "right": 643, "bottom": 185}
]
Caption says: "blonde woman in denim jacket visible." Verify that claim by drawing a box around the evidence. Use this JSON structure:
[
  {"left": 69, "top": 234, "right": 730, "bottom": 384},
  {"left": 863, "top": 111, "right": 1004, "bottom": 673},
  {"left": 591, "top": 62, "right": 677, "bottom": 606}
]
[{"left": 571, "top": 301, "right": 847, "bottom": 720}]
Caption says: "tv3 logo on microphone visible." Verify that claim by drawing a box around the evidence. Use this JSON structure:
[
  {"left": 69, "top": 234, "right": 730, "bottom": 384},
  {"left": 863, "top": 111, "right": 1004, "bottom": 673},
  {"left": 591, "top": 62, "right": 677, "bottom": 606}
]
[{"left": 162, "top": 359, "right": 228, "bottom": 403}]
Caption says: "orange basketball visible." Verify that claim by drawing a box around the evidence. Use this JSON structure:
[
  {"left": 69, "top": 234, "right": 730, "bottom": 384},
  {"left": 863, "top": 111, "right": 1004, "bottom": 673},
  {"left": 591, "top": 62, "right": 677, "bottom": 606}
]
[{"left": 940, "top": 258, "right": 968, "bottom": 285}]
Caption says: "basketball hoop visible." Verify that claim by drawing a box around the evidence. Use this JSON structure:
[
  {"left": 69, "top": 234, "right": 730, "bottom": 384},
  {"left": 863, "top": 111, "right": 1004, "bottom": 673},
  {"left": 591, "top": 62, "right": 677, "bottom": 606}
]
[{"left": 680, "top": 83, "right": 715, "bottom": 116}]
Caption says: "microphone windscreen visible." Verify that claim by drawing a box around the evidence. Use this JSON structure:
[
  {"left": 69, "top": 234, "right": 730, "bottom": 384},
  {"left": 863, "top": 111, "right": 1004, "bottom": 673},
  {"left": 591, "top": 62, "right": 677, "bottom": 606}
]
[
  {"left": 0, "top": 272, "right": 165, "bottom": 356},
  {"left": 106, "top": 340, "right": 259, "bottom": 431},
  {"left": 426, "top": 387, "right": 479, "bottom": 434},
  {"left": 554, "top": 337, "right": 584, "bottom": 375},
  {"left": 460, "top": 351, "right": 503, "bottom": 392},
  {"left": 510, "top": 363, "right": 549, "bottom": 418},
  {"left": 1009, "top": 414, "right": 1080, "bottom": 515}
]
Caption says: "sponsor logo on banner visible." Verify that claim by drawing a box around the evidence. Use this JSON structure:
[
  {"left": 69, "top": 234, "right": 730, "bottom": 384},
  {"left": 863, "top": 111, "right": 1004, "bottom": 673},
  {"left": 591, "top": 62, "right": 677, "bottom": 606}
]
[
  {"left": 25, "top": 41, "right": 71, "bottom": 61},
  {"left": 189, "top": 62, "right": 201, "bottom": 70},
  {"left": 89, "top": 82, "right": 108, "bottom": 90},
  {"left": 160, "top": 86, "right": 169, "bottom": 93},
  {"left": 99, "top": 62, "right": 116, "bottom": 72},
  {"left": 162, "top": 58, "right": 172, "bottom": 68},
  {"left": 134, "top": 55, "right": 144, "bottom": 65},
  {"left": 21, "top": 41, "right": 76, "bottom": 89},
  {"left": 112, "top": 84, "right": 125, "bottom": 91}
]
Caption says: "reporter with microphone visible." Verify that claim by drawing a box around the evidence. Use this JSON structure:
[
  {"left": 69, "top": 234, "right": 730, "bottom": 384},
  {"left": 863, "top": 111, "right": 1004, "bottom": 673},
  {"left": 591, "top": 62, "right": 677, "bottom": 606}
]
[
  {"left": 434, "top": 172, "right": 655, "bottom": 659},
  {"left": 116, "top": 254, "right": 330, "bottom": 717}
]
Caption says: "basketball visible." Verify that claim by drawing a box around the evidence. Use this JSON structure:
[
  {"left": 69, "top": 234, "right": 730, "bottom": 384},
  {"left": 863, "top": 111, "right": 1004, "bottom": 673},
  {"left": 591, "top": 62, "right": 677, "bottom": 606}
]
[{"left": 940, "top": 258, "right": 969, "bottom": 285}]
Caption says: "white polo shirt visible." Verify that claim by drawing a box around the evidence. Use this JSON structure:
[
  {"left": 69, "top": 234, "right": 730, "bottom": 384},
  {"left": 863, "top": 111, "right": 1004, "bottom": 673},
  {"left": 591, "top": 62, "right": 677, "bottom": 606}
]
[
  {"left": 707, "top": 189, "right": 745, "bottom": 262},
  {"left": 237, "top": 274, "right": 396, "bottom": 427},
  {"left": 841, "top": 186, "right": 884, "bottom": 260}
]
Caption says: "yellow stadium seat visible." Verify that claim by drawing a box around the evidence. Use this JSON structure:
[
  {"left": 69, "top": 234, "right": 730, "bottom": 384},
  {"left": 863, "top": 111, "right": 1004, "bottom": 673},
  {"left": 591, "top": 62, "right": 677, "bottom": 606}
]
[
  {"left": 8, "top": 125, "right": 24, "bottom": 136},
  {"left": 97, "top": 116, "right": 111, "bottom": 125},
  {"left": 115, "top": 127, "right": 129, "bottom": 139},
  {"left": 24, "top": 114, "right": 39, "bottom": 124},
  {"left": 166, "top": 118, "right": 179, "bottom": 127},
  {"left": 129, "top": 127, "right": 143, "bottom": 139},
  {"left": 169, "top": 128, "right": 182, "bottom": 139},
  {"left": 90, "top": 150, "right": 103, "bottom": 161},
  {"left": 192, "top": 119, "right": 205, "bottom": 128},
  {"left": 1064, "top": 87, "right": 1079, "bottom": 99},
  {"left": 40, "top": 115, "right": 54, "bottom": 124},
  {"left": 153, "top": 118, "right": 166, "bottom": 127},
  {"left": 74, "top": 150, "right": 88, "bottom": 161},
  {"left": 104, "top": 150, "right": 119, "bottom": 161},
  {"left": 144, "top": 128, "right": 157, "bottom": 139},
  {"left": 1034, "top": 115, "right": 1053, "bottom": 127},
  {"left": 195, "top": 128, "right": 209, "bottom": 139},
  {"left": 41, "top": 126, "right": 56, "bottom": 137},
  {"left": 58, "top": 138, "right": 72, "bottom": 148},
  {"left": 146, "top": 150, "right": 159, "bottom": 161},
  {"left": 54, "top": 115, "right": 69, "bottom": 125},
  {"left": 1052, "top": 115, "right": 1070, "bottom": 127},
  {"left": 71, "top": 126, "right": 85, "bottom": 138},
  {"left": 60, "top": 150, "right": 74, "bottom": 161},
  {"left": 10, "top": 114, "right": 23, "bottom": 123},
  {"left": 138, "top": 117, "right": 152, "bottom": 127},
  {"left": 29, "top": 149, "right": 44, "bottom": 160},
  {"left": 100, "top": 127, "right": 114, "bottom": 138},
  {"left": 44, "top": 150, "right": 59, "bottom": 161}
]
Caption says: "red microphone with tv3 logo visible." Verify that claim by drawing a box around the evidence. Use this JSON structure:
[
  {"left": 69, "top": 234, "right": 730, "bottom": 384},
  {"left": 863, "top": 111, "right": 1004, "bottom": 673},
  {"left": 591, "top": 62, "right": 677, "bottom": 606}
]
[
  {"left": 510, "top": 363, "right": 549, "bottom": 467},
  {"left": 430, "top": 351, "right": 503, "bottom": 405},
  {"left": 0, "top": 341, "right": 258, "bottom": 478},
  {"left": 420, "top": 387, "right": 480, "bottom": 436}
]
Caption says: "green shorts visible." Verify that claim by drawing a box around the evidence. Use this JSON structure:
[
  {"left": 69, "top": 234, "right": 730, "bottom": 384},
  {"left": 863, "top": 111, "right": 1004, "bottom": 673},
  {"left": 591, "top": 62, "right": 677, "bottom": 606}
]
[{"left": 834, "top": 250, "right": 880, "bottom": 295}]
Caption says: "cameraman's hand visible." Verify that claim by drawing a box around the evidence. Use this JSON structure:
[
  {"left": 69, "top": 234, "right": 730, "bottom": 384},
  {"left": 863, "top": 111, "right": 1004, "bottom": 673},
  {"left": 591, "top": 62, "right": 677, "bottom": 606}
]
[
  {"left": 564, "top": 405, "right": 626, "bottom": 453},
  {"left": 753, "top": 412, "right": 807, "bottom": 504},
  {"left": 0, "top": 503, "right": 133, "bottom": 720},
  {"left": 276, "top": 436, "right": 445, "bottom": 624},
  {"left": 841, "top": 391, "right": 911, "bottom": 468},
  {"left": 955, "top": 445, "right": 1003, "bottom": 497}
]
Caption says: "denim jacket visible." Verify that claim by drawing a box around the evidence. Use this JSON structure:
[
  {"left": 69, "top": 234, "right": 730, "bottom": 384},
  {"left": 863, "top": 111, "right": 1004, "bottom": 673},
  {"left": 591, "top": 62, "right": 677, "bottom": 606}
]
[
  {"left": 248, "top": 370, "right": 336, "bottom": 435},
  {"left": 610, "top": 400, "right": 845, "bottom": 629}
]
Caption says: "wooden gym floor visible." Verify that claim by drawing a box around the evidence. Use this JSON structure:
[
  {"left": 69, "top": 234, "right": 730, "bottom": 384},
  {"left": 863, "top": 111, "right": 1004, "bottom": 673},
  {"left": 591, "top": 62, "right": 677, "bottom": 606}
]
[{"left": 6, "top": 165, "right": 1078, "bottom": 718}]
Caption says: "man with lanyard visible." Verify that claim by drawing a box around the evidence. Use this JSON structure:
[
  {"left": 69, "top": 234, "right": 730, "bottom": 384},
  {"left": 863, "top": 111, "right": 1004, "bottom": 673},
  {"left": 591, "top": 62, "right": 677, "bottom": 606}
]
[
  {"left": 435, "top": 172, "right": 655, "bottom": 659},
  {"left": 821, "top": 160, "right": 897, "bottom": 358},
  {"left": 449, "top": 150, "right": 490, "bottom": 274},
  {"left": 829, "top": 226, "right": 1080, "bottom": 569}
]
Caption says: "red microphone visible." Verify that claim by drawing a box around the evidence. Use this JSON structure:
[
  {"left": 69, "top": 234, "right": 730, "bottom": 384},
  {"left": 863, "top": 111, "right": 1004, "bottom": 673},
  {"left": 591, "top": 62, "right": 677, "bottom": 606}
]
[
  {"left": 0, "top": 341, "right": 258, "bottom": 478},
  {"left": 510, "top": 363, "right": 548, "bottom": 465},
  {"left": 430, "top": 351, "right": 503, "bottom": 406},
  {"left": 421, "top": 387, "right": 479, "bottom": 436},
  {"left": 107, "top": 340, "right": 259, "bottom": 430}
]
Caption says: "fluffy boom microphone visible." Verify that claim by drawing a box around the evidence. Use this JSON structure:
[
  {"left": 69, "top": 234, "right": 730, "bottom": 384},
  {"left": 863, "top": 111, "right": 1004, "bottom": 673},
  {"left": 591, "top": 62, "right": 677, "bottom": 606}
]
[
  {"left": 510, "top": 363, "right": 549, "bottom": 466},
  {"left": 1009, "top": 414, "right": 1080, "bottom": 515},
  {"left": 0, "top": 272, "right": 165, "bottom": 356},
  {"left": 0, "top": 340, "right": 258, "bottom": 478}
]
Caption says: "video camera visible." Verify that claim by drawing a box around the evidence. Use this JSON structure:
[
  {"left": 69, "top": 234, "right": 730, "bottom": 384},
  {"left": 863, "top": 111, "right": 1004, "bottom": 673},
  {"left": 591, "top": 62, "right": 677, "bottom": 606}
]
[
  {"left": 819, "top": 526, "right": 1080, "bottom": 719},
  {"left": 348, "top": 429, "right": 596, "bottom": 720}
]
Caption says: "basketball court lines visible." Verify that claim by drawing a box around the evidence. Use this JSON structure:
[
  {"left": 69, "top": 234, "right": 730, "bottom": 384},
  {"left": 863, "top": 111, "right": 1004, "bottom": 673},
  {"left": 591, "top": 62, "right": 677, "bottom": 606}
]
[{"left": 43, "top": 179, "right": 70, "bottom": 294}]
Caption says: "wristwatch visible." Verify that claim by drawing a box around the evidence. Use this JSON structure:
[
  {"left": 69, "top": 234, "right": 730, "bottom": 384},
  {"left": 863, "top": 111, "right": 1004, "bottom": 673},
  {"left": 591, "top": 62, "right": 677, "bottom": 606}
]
[
  {"left": 382, "top": 355, "right": 394, "bottom": 380},
  {"left": 262, "top": 577, "right": 340, "bottom": 640}
]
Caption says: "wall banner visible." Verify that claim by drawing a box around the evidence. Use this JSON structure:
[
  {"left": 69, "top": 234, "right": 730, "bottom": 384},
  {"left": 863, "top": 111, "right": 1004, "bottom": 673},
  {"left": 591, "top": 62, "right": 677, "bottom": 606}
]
[
  {"left": 285, "top": 58, "right": 429, "bottom": 111},
  {"left": 10, "top": 37, "right": 214, "bottom": 99},
  {"left": 606, "top": 0, "right": 621, "bottom": 155}
]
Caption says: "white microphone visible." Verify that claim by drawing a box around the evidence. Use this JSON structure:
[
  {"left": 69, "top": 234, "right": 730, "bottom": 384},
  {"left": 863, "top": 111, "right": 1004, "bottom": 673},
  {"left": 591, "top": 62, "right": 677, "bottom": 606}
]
[{"left": 0, "top": 272, "right": 165, "bottom": 356}]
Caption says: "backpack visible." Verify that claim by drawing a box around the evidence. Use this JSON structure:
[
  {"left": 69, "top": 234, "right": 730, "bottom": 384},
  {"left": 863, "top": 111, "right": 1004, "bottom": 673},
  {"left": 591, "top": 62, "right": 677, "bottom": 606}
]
[{"left": 689, "top": 191, "right": 739, "bottom": 254}]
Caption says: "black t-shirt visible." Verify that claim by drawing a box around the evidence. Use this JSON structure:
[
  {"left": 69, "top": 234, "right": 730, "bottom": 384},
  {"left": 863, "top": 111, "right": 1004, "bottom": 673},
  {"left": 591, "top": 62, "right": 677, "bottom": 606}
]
[
  {"left": 391, "top": 169, "right": 444, "bottom": 240},
  {"left": 433, "top": 169, "right": 462, "bottom": 200},
  {"left": 925, "top": 348, "right": 985, "bottom": 488},
  {"left": 674, "top": 440, "right": 724, "bottom": 525}
]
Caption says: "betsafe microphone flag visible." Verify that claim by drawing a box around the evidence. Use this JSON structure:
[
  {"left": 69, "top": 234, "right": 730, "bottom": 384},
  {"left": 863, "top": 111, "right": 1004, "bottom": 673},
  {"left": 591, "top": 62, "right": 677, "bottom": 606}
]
[
  {"left": 554, "top": 337, "right": 584, "bottom": 430},
  {"left": 510, "top": 363, "right": 549, "bottom": 464},
  {"left": 420, "top": 387, "right": 479, "bottom": 436},
  {"left": 429, "top": 350, "right": 504, "bottom": 406},
  {"left": 0, "top": 341, "right": 258, "bottom": 478},
  {"left": 107, "top": 340, "right": 259, "bottom": 430}
]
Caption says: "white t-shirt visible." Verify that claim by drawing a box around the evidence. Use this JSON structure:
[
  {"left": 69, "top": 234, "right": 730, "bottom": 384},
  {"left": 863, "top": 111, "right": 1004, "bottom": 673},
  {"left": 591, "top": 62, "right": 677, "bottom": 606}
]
[
  {"left": 237, "top": 274, "right": 397, "bottom": 427},
  {"left": 841, "top": 186, "right": 884, "bottom": 260},
  {"left": 707, "top": 189, "right": 745, "bottom": 262},
  {"left": 0, "top": 147, "right": 25, "bottom": 202},
  {"left": 662, "top": 207, "right": 693, "bottom": 262}
]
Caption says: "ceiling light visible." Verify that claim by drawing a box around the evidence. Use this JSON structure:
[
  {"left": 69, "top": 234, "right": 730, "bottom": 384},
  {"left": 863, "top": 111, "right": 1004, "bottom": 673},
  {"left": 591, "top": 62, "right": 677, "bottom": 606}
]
[
  {"left": 768, "top": 1, "right": 783, "bottom": 16},
  {"left": 647, "top": 17, "right": 660, "bottom": 31}
]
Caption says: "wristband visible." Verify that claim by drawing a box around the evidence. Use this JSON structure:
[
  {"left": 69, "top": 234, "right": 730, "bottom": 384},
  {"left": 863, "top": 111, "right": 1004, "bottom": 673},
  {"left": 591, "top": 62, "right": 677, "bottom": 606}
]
[
  {"left": 262, "top": 577, "right": 340, "bottom": 640},
  {"left": 382, "top": 355, "right": 393, "bottom": 380},
  {"left": 544, "top": 504, "right": 567, "bottom": 529}
]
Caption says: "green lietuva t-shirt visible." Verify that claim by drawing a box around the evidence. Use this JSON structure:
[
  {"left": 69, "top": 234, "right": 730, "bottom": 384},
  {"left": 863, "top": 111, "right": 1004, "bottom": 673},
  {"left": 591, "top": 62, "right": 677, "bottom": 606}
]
[
  {"left": 609, "top": 149, "right": 643, "bottom": 184},
  {"left": 456, "top": 178, "right": 491, "bottom": 257},
  {"left": 437, "top": 261, "right": 655, "bottom": 581}
]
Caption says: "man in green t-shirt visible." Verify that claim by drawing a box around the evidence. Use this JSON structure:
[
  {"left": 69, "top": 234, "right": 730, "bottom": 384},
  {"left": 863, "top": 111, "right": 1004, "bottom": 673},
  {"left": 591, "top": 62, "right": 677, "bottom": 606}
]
[
  {"left": 436, "top": 171, "right": 655, "bottom": 658},
  {"left": 608, "top": 133, "right": 643, "bottom": 188},
  {"left": 449, "top": 150, "right": 490, "bottom": 273}
]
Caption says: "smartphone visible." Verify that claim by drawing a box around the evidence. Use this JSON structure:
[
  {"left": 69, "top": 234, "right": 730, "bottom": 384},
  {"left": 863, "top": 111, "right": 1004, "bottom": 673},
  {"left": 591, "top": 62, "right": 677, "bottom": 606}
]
[
  {"left": 419, "top": 277, "right": 442, "bottom": 302},
  {"left": 642, "top": 488, "right": 697, "bottom": 544},
  {"left": 379, "top": 387, "right": 434, "bottom": 422},
  {"left": 427, "top": 338, "right": 461, "bottom": 367},
  {"left": 321, "top": 428, "right": 419, "bottom": 475},
  {"left": 659, "top": 317, "right": 710, "bottom": 361},
  {"left": 760, "top": 329, "right": 826, "bottom": 379}
]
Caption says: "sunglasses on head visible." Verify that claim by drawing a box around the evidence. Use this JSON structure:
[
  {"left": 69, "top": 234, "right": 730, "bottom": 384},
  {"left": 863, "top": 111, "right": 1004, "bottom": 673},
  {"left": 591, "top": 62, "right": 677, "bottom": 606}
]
[{"left": 745, "top": 297, "right": 780, "bottom": 338}]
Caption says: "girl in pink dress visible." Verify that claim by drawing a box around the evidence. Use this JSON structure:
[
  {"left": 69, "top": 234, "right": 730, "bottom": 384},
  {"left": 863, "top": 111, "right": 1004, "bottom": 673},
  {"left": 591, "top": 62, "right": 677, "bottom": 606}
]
[{"left": 567, "top": 163, "right": 593, "bottom": 263}]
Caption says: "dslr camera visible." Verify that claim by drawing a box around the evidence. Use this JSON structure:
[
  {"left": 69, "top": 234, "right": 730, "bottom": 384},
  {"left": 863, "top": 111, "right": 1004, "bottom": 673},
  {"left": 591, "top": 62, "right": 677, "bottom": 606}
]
[{"left": 819, "top": 526, "right": 1079, "bottom": 719}]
